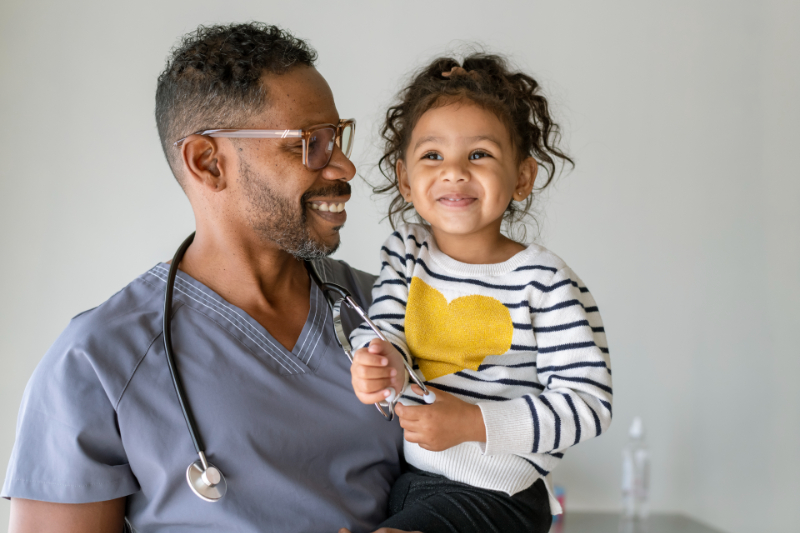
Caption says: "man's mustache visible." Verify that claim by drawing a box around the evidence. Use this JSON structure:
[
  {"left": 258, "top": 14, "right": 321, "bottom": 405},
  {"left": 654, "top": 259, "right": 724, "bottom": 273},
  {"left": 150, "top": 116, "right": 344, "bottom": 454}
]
[{"left": 301, "top": 182, "right": 352, "bottom": 204}]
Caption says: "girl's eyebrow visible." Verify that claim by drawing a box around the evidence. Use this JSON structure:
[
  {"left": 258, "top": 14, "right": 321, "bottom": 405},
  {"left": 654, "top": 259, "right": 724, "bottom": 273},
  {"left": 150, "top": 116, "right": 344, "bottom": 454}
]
[
  {"left": 413, "top": 134, "right": 501, "bottom": 151},
  {"left": 463, "top": 134, "right": 502, "bottom": 145},
  {"left": 413, "top": 135, "right": 443, "bottom": 151}
]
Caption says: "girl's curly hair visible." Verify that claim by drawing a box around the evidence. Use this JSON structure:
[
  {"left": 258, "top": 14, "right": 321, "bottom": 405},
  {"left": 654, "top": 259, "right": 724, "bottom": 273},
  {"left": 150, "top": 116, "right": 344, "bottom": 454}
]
[{"left": 376, "top": 53, "right": 574, "bottom": 241}]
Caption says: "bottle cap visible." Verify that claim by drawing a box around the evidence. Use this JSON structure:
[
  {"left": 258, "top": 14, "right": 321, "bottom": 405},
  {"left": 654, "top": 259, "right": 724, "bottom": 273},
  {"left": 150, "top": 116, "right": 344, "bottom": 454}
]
[{"left": 629, "top": 416, "right": 644, "bottom": 439}]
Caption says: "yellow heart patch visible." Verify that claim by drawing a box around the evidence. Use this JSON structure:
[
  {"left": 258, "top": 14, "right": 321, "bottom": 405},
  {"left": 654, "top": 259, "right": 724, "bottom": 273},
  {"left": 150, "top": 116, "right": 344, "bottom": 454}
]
[{"left": 406, "top": 277, "right": 513, "bottom": 380}]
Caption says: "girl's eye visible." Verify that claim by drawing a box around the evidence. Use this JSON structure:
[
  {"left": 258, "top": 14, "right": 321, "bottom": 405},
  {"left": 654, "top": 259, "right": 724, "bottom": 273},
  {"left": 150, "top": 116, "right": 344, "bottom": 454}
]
[
  {"left": 422, "top": 152, "right": 443, "bottom": 161},
  {"left": 469, "top": 150, "right": 490, "bottom": 160}
]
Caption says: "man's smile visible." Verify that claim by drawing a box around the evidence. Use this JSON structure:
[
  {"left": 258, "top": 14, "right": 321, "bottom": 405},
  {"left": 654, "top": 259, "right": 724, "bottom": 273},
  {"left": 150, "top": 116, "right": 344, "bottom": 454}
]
[
  {"left": 307, "top": 196, "right": 349, "bottom": 224},
  {"left": 303, "top": 182, "right": 352, "bottom": 226},
  {"left": 309, "top": 199, "right": 348, "bottom": 213}
]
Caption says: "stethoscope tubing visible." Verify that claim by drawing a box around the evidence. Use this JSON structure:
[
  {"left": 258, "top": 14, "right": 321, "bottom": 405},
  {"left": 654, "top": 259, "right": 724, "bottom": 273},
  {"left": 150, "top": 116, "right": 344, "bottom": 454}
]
[
  {"left": 164, "top": 232, "right": 227, "bottom": 502},
  {"left": 164, "top": 233, "right": 434, "bottom": 503},
  {"left": 307, "top": 264, "right": 435, "bottom": 417},
  {"left": 163, "top": 232, "right": 205, "bottom": 454}
]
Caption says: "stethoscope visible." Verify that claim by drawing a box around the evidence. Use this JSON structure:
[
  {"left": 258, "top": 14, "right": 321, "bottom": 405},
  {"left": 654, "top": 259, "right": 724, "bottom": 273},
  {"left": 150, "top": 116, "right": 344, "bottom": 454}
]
[{"left": 163, "top": 233, "right": 435, "bottom": 502}]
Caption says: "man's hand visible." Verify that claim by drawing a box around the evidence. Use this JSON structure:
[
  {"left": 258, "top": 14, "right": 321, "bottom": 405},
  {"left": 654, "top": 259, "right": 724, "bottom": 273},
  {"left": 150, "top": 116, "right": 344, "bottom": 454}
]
[
  {"left": 395, "top": 385, "right": 487, "bottom": 451},
  {"left": 339, "top": 527, "right": 422, "bottom": 533},
  {"left": 350, "top": 339, "right": 406, "bottom": 404}
]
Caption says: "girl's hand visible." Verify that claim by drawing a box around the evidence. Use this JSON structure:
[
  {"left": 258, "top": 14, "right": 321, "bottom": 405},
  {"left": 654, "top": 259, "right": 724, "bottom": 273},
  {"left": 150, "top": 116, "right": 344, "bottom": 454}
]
[
  {"left": 350, "top": 339, "right": 406, "bottom": 404},
  {"left": 395, "top": 385, "right": 487, "bottom": 451}
]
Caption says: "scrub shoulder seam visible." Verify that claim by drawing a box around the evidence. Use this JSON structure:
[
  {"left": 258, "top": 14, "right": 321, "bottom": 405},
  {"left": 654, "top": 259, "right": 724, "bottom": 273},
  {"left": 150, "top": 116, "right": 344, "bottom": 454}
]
[{"left": 114, "top": 300, "right": 185, "bottom": 410}]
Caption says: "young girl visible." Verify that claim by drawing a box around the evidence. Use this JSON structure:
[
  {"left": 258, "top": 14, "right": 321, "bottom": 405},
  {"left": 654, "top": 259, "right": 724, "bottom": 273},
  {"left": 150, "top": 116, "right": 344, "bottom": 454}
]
[{"left": 349, "top": 54, "right": 612, "bottom": 533}]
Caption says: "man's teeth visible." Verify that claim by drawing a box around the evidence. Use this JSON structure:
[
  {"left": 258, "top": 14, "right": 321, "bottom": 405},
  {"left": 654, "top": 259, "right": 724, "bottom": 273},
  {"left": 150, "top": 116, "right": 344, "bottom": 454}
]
[{"left": 310, "top": 202, "right": 346, "bottom": 213}]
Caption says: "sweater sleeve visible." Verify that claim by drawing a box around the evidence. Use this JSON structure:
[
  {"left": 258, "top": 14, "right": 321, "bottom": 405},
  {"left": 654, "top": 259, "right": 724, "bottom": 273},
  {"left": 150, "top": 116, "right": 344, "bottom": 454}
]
[
  {"left": 479, "top": 267, "right": 613, "bottom": 455},
  {"left": 348, "top": 233, "right": 414, "bottom": 369}
]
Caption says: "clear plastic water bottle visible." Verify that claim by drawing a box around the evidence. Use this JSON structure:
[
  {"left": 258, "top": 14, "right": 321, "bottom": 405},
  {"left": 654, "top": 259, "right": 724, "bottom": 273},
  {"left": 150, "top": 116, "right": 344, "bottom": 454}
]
[{"left": 621, "top": 417, "right": 649, "bottom": 519}]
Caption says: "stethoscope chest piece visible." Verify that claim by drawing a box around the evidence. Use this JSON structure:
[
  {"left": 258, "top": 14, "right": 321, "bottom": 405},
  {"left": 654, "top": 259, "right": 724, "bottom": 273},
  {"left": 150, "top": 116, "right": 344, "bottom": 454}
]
[{"left": 186, "top": 459, "right": 227, "bottom": 502}]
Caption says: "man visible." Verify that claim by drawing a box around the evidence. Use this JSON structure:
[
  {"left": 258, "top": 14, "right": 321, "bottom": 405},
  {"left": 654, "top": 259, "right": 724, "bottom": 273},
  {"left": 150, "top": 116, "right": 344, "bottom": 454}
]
[{"left": 3, "top": 23, "right": 415, "bottom": 533}]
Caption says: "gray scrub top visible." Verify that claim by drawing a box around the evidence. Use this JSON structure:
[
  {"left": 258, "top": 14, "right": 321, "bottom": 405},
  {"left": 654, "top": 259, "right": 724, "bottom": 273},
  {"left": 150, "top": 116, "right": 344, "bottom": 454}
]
[{"left": 2, "top": 258, "right": 403, "bottom": 533}]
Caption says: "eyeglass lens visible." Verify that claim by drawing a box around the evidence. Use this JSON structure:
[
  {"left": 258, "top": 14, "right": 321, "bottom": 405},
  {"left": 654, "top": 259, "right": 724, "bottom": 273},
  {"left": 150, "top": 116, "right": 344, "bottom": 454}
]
[
  {"left": 307, "top": 128, "right": 336, "bottom": 170},
  {"left": 307, "top": 124, "right": 354, "bottom": 170},
  {"left": 339, "top": 123, "right": 354, "bottom": 159}
]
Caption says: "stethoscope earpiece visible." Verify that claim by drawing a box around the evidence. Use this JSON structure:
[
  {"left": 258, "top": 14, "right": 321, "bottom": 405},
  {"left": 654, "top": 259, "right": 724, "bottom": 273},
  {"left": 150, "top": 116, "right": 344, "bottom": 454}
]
[{"left": 316, "top": 272, "right": 436, "bottom": 421}]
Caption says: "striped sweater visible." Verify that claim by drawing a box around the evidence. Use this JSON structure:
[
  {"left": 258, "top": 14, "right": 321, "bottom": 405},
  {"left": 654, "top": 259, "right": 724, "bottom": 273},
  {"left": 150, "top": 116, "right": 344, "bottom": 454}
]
[{"left": 350, "top": 224, "right": 612, "bottom": 508}]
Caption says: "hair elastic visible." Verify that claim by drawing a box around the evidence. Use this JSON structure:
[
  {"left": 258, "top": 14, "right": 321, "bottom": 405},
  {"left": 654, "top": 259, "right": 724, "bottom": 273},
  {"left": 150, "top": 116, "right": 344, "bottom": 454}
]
[{"left": 441, "top": 66, "right": 481, "bottom": 81}]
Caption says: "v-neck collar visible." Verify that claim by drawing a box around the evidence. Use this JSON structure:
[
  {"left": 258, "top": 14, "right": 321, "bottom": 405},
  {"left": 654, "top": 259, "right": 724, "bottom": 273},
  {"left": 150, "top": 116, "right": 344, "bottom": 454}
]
[{"left": 146, "top": 263, "right": 330, "bottom": 375}]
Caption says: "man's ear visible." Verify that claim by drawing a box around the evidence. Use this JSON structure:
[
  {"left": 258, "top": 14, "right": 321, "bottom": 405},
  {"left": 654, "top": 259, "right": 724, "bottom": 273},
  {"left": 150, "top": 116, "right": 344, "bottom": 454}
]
[
  {"left": 514, "top": 157, "right": 538, "bottom": 200},
  {"left": 397, "top": 159, "right": 412, "bottom": 202},
  {"left": 180, "top": 136, "right": 227, "bottom": 192}
]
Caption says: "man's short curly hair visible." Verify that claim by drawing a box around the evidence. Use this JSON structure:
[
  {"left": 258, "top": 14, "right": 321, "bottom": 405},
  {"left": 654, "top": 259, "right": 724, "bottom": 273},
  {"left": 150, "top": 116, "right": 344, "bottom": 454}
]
[{"left": 155, "top": 22, "right": 317, "bottom": 181}]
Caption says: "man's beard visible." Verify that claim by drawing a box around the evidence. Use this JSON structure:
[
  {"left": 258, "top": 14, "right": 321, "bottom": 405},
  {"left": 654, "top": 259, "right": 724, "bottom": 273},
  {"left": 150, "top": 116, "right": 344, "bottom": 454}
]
[{"left": 240, "top": 158, "right": 350, "bottom": 260}]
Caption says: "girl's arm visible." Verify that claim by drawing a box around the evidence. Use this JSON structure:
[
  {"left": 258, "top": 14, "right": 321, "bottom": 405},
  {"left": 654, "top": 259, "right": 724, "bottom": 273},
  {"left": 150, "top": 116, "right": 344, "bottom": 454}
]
[
  {"left": 349, "top": 236, "right": 414, "bottom": 365},
  {"left": 349, "top": 234, "right": 414, "bottom": 400},
  {"left": 480, "top": 266, "right": 613, "bottom": 456}
]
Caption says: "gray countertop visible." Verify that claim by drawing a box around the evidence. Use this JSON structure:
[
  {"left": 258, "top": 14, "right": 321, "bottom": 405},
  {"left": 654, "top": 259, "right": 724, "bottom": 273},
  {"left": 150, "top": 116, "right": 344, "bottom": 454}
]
[{"left": 550, "top": 512, "right": 725, "bottom": 533}]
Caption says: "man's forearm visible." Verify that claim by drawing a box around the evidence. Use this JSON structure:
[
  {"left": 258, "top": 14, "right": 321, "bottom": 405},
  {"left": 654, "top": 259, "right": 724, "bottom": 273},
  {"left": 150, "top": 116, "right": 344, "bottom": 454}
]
[{"left": 9, "top": 497, "right": 125, "bottom": 533}]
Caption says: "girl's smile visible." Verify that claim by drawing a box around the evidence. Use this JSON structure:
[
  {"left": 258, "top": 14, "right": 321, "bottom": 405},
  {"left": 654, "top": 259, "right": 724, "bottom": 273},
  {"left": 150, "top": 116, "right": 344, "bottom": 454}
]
[
  {"left": 397, "top": 99, "right": 537, "bottom": 263},
  {"left": 437, "top": 193, "right": 477, "bottom": 208}
]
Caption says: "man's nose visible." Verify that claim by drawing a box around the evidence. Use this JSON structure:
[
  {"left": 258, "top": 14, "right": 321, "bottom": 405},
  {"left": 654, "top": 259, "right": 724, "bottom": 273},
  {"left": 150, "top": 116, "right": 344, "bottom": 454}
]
[{"left": 321, "top": 144, "right": 356, "bottom": 182}]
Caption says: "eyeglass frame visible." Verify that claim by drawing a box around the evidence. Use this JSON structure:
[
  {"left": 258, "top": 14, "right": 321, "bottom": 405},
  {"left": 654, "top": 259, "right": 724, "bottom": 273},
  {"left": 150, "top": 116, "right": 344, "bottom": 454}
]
[{"left": 173, "top": 118, "right": 356, "bottom": 170}]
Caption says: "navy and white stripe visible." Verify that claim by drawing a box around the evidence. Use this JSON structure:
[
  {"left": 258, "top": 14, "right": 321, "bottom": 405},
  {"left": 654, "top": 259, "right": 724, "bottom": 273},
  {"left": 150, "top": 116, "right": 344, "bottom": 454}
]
[{"left": 350, "top": 224, "right": 613, "bottom": 498}]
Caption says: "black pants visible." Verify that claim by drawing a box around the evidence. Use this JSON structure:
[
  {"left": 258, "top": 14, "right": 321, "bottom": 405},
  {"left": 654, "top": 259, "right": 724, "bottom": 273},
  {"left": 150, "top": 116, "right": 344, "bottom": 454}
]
[{"left": 379, "top": 466, "right": 552, "bottom": 533}]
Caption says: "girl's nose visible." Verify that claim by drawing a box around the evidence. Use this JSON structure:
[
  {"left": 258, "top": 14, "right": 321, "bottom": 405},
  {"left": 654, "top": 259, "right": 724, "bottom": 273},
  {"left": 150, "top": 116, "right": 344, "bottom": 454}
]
[{"left": 440, "top": 160, "right": 470, "bottom": 182}]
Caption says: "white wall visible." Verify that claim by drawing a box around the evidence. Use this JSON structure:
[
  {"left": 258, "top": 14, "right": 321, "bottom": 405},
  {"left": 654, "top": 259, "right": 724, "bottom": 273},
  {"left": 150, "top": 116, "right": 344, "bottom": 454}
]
[{"left": 1, "top": 1, "right": 798, "bottom": 532}]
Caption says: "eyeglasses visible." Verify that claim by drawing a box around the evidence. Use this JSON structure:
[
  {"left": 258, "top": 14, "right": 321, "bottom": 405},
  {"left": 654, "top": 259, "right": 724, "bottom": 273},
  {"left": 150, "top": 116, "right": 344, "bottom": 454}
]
[{"left": 174, "top": 119, "right": 356, "bottom": 170}]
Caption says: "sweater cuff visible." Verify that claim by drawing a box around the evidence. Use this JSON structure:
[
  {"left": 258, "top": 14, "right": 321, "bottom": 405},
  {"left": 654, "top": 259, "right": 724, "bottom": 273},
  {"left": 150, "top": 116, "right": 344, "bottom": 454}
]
[{"left": 478, "top": 398, "right": 534, "bottom": 456}]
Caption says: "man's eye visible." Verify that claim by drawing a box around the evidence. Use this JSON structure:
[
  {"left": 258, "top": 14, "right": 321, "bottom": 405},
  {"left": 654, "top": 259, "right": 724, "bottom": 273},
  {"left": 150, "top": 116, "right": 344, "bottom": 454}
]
[
  {"left": 469, "top": 150, "right": 489, "bottom": 160},
  {"left": 422, "top": 152, "right": 442, "bottom": 161}
]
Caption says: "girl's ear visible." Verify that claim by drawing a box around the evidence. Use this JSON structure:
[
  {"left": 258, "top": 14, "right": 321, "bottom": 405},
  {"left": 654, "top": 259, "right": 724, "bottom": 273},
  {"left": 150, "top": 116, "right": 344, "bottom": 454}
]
[
  {"left": 514, "top": 157, "right": 538, "bottom": 200},
  {"left": 397, "top": 159, "right": 412, "bottom": 202}
]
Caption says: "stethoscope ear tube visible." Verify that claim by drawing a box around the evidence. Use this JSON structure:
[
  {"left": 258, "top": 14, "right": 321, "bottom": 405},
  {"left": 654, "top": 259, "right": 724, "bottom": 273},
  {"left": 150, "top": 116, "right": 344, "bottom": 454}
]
[
  {"left": 330, "top": 297, "right": 396, "bottom": 421},
  {"left": 306, "top": 261, "right": 436, "bottom": 419}
]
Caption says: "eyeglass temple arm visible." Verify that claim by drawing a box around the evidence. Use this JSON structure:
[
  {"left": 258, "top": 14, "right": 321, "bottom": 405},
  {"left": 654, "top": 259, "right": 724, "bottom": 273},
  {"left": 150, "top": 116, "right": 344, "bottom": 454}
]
[
  {"left": 174, "top": 129, "right": 303, "bottom": 147},
  {"left": 204, "top": 129, "right": 303, "bottom": 139}
]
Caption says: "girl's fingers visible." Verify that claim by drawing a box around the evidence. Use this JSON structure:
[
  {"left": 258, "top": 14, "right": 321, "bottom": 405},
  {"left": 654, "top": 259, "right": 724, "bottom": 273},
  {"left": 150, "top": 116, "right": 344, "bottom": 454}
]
[
  {"left": 410, "top": 384, "right": 441, "bottom": 398},
  {"left": 357, "top": 390, "right": 395, "bottom": 404},
  {"left": 395, "top": 403, "right": 420, "bottom": 421},
  {"left": 368, "top": 338, "right": 394, "bottom": 354},
  {"left": 402, "top": 430, "right": 423, "bottom": 444},
  {"left": 353, "top": 364, "right": 397, "bottom": 380},
  {"left": 353, "top": 350, "right": 390, "bottom": 367},
  {"left": 353, "top": 377, "right": 394, "bottom": 394},
  {"left": 397, "top": 417, "right": 417, "bottom": 431}
]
